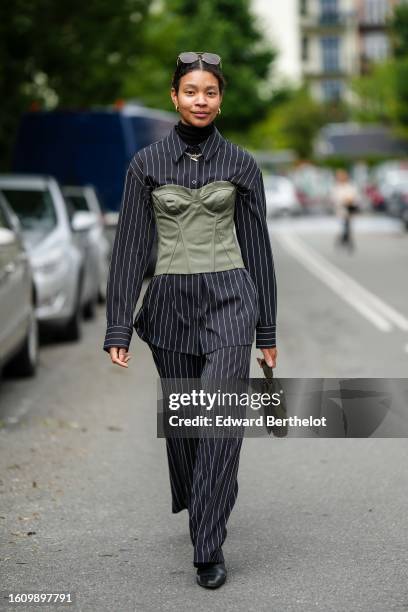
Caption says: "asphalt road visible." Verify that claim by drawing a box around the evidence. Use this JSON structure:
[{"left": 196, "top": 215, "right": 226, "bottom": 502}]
[{"left": 1, "top": 213, "right": 408, "bottom": 612}]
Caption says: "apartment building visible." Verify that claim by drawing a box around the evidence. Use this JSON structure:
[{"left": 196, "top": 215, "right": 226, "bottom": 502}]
[
  {"left": 299, "top": 0, "right": 397, "bottom": 102},
  {"left": 357, "top": 0, "right": 398, "bottom": 73}
]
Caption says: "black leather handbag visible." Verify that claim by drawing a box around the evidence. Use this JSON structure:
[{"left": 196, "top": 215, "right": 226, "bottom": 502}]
[
  {"left": 347, "top": 203, "right": 360, "bottom": 215},
  {"left": 256, "top": 358, "right": 288, "bottom": 437}
]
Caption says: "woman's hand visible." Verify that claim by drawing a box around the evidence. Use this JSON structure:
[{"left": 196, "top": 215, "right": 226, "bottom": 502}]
[
  {"left": 260, "top": 347, "right": 277, "bottom": 368},
  {"left": 109, "top": 347, "right": 132, "bottom": 368}
]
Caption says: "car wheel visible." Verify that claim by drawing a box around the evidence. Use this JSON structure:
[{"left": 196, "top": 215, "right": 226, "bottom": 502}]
[
  {"left": 4, "top": 304, "right": 39, "bottom": 377},
  {"left": 98, "top": 278, "right": 107, "bottom": 304},
  {"left": 61, "top": 277, "right": 83, "bottom": 341},
  {"left": 402, "top": 209, "right": 408, "bottom": 231},
  {"left": 83, "top": 291, "right": 98, "bottom": 320}
]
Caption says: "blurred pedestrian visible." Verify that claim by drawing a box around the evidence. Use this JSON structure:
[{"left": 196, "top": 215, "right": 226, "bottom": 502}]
[
  {"left": 102, "top": 51, "right": 278, "bottom": 589},
  {"left": 332, "top": 168, "right": 359, "bottom": 252}
]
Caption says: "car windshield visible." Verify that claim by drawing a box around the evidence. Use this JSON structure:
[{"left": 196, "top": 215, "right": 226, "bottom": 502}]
[
  {"left": 64, "top": 194, "right": 89, "bottom": 212},
  {"left": 1, "top": 188, "right": 57, "bottom": 231}
]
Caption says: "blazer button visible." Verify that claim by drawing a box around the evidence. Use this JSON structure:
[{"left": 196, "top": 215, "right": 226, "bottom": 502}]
[{"left": 192, "top": 180, "right": 197, "bottom": 185}]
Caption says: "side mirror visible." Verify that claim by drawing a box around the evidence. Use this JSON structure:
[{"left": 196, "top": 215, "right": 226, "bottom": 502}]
[
  {"left": 0, "top": 227, "right": 17, "bottom": 247},
  {"left": 102, "top": 212, "right": 119, "bottom": 228},
  {"left": 71, "top": 210, "right": 97, "bottom": 232}
]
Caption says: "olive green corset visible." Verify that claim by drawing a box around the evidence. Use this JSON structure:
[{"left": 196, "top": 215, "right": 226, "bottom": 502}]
[{"left": 151, "top": 180, "right": 245, "bottom": 275}]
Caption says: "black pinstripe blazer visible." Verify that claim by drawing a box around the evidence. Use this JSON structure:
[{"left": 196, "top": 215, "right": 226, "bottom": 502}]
[{"left": 103, "top": 124, "right": 277, "bottom": 355}]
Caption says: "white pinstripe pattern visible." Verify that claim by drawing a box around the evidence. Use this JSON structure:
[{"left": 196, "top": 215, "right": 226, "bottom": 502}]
[
  {"left": 150, "top": 343, "right": 252, "bottom": 567},
  {"left": 103, "top": 124, "right": 277, "bottom": 355}
]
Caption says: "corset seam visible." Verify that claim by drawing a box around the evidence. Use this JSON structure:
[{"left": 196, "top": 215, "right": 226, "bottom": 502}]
[
  {"left": 165, "top": 225, "right": 187, "bottom": 274},
  {"left": 212, "top": 218, "right": 216, "bottom": 271},
  {"left": 215, "top": 224, "right": 238, "bottom": 269}
]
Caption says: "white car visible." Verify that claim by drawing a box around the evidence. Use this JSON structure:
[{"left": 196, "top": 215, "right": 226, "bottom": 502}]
[
  {"left": 62, "top": 185, "right": 110, "bottom": 306},
  {"left": 0, "top": 174, "right": 96, "bottom": 341},
  {"left": 375, "top": 166, "right": 408, "bottom": 205},
  {"left": 0, "top": 193, "right": 38, "bottom": 376},
  {"left": 263, "top": 175, "right": 302, "bottom": 217}
]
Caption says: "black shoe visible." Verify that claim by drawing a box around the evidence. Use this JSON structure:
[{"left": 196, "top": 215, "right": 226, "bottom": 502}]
[{"left": 196, "top": 562, "right": 227, "bottom": 589}]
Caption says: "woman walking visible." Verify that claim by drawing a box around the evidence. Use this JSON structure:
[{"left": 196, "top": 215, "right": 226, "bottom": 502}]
[
  {"left": 332, "top": 168, "right": 359, "bottom": 252},
  {"left": 103, "top": 51, "right": 278, "bottom": 589}
]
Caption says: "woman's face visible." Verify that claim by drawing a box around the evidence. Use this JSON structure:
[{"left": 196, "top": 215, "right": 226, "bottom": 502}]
[
  {"left": 171, "top": 69, "right": 222, "bottom": 127},
  {"left": 336, "top": 169, "right": 348, "bottom": 183}
]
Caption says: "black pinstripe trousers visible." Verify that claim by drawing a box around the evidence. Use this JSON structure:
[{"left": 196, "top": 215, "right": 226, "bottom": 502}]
[{"left": 149, "top": 343, "right": 252, "bottom": 567}]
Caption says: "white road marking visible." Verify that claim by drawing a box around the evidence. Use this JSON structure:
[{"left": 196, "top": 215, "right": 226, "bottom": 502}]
[{"left": 276, "top": 233, "right": 408, "bottom": 333}]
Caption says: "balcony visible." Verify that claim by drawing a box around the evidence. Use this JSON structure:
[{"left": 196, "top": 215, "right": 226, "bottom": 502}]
[
  {"left": 358, "top": 0, "right": 389, "bottom": 29},
  {"left": 300, "top": 10, "right": 356, "bottom": 32},
  {"left": 358, "top": 16, "right": 389, "bottom": 31}
]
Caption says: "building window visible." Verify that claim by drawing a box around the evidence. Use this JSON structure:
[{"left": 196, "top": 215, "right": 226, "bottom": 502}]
[
  {"left": 363, "top": 0, "right": 388, "bottom": 25},
  {"left": 320, "top": 0, "right": 338, "bottom": 24},
  {"left": 363, "top": 32, "right": 389, "bottom": 61},
  {"left": 300, "top": 0, "right": 308, "bottom": 16},
  {"left": 302, "top": 36, "right": 309, "bottom": 61},
  {"left": 321, "top": 79, "right": 343, "bottom": 101},
  {"left": 321, "top": 36, "right": 340, "bottom": 72}
]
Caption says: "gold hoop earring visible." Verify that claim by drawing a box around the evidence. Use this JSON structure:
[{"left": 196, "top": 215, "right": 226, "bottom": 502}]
[
  {"left": 175, "top": 105, "right": 179, "bottom": 112},
  {"left": 218, "top": 107, "right": 221, "bottom": 115}
]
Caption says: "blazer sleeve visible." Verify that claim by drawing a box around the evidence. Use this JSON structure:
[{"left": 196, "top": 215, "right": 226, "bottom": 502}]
[
  {"left": 234, "top": 155, "right": 278, "bottom": 348},
  {"left": 102, "top": 153, "right": 156, "bottom": 353}
]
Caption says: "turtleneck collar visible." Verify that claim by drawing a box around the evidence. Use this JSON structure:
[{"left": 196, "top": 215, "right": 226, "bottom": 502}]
[{"left": 175, "top": 119, "right": 215, "bottom": 146}]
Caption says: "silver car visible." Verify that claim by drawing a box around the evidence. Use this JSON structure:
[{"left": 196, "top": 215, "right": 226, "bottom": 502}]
[
  {"left": 62, "top": 185, "right": 110, "bottom": 306},
  {"left": 0, "top": 192, "right": 38, "bottom": 377},
  {"left": 263, "top": 174, "right": 302, "bottom": 217},
  {"left": 0, "top": 174, "right": 95, "bottom": 341}
]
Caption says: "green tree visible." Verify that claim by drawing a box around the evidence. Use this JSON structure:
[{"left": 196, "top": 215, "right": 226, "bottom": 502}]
[
  {"left": 1, "top": 0, "right": 277, "bottom": 168},
  {"left": 350, "top": 2, "right": 408, "bottom": 136},
  {"left": 246, "top": 88, "right": 328, "bottom": 158},
  {"left": 389, "top": 4, "right": 408, "bottom": 132},
  {"left": 350, "top": 61, "right": 396, "bottom": 124},
  {"left": 390, "top": 2, "right": 408, "bottom": 58},
  {"left": 0, "top": 0, "right": 150, "bottom": 169},
  {"left": 124, "top": 0, "right": 277, "bottom": 133}
]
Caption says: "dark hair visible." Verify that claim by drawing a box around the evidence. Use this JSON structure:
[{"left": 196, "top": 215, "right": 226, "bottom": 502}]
[{"left": 171, "top": 58, "right": 226, "bottom": 95}]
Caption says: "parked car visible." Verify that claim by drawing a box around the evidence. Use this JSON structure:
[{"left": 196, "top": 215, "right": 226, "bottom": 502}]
[
  {"left": 372, "top": 161, "right": 408, "bottom": 209},
  {"left": 263, "top": 175, "right": 302, "bottom": 217},
  {"left": 0, "top": 174, "right": 95, "bottom": 341},
  {"left": 387, "top": 180, "right": 408, "bottom": 231},
  {"left": 62, "top": 185, "right": 110, "bottom": 305},
  {"left": 0, "top": 192, "right": 38, "bottom": 377},
  {"left": 290, "top": 164, "right": 334, "bottom": 214},
  {"left": 364, "top": 183, "right": 386, "bottom": 211}
]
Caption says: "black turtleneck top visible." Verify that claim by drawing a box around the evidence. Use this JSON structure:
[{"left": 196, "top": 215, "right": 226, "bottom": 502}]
[{"left": 175, "top": 119, "right": 215, "bottom": 147}]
